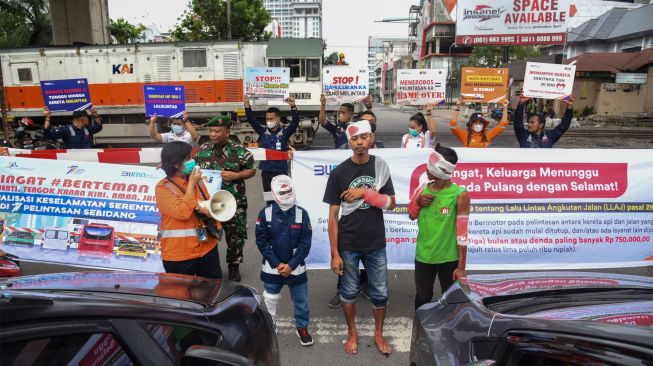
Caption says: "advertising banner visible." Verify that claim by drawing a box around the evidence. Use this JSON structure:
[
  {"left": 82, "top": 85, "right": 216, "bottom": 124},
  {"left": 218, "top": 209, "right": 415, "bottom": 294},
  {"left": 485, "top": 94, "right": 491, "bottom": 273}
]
[
  {"left": 396, "top": 69, "right": 447, "bottom": 106},
  {"left": 322, "top": 66, "right": 369, "bottom": 104},
  {"left": 455, "top": 0, "right": 571, "bottom": 46},
  {"left": 615, "top": 73, "right": 648, "bottom": 85},
  {"left": 143, "top": 85, "right": 185, "bottom": 118},
  {"left": 461, "top": 67, "right": 509, "bottom": 103},
  {"left": 523, "top": 62, "right": 576, "bottom": 100},
  {"left": 40, "top": 78, "right": 92, "bottom": 112},
  {"left": 292, "top": 148, "right": 653, "bottom": 270},
  {"left": 0, "top": 157, "right": 221, "bottom": 272},
  {"left": 245, "top": 67, "right": 290, "bottom": 100}
]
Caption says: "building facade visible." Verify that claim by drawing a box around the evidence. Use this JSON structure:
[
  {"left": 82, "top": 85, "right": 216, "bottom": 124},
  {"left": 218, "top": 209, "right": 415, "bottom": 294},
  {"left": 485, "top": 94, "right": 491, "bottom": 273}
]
[{"left": 263, "top": 0, "right": 322, "bottom": 39}]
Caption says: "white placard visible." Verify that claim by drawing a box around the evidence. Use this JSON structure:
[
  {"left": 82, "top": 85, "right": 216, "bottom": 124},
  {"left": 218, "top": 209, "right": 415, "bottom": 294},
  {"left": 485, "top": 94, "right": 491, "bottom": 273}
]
[
  {"left": 322, "top": 66, "right": 369, "bottom": 104},
  {"left": 523, "top": 62, "right": 576, "bottom": 100},
  {"left": 396, "top": 69, "right": 447, "bottom": 106},
  {"left": 615, "top": 73, "right": 647, "bottom": 85}
]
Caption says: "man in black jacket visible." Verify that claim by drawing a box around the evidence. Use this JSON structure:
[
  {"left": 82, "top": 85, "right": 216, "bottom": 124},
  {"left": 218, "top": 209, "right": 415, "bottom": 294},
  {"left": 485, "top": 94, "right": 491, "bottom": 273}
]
[{"left": 514, "top": 95, "right": 574, "bottom": 148}]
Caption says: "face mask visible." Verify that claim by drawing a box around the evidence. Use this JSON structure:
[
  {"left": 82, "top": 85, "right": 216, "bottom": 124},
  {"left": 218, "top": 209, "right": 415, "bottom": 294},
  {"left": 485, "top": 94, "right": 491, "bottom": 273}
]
[
  {"left": 472, "top": 124, "right": 483, "bottom": 133},
  {"left": 171, "top": 125, "right": 184, "bottom": 135},
  {"left": 266, "top": 121, "right": 278, "bottom": 130},
  {"left": 271, "top": 175, "right": 296, "bottom": 211},
  {"left": 181, "top": 159, "right": 196, "bottom": 176},
  {"left": 408, "top": 128, "right": 420, "bottom": 137}
]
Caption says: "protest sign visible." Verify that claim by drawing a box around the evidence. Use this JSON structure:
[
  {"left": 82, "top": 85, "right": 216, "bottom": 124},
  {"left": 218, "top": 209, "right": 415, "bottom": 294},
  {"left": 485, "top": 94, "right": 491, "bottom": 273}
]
[
  {"left": 143, "top": 85, "right": 185, "bottom": 118},
  {"left": 523, "top": 62, "right": 576, "bottom": 100},
  {"left": 245, "top": 67, "right": 290, "bottom": 100},
  {"left": 292, "top": 148, "right": 653, "bottom": 270},
  {"left": 396, "top": 69, "right": 447, "bottom": 106},
  {"left": 461, "top": 67, "right": 509, "bottom": 103},
  {"left": 322, "top": 66, "right": 369, "bottom": 104},
  {"left": 40, "top": 78, "right": 92, "bottom": 112},
  {"left": 455, "top": 0, "right": 571, "bottom": 46}
]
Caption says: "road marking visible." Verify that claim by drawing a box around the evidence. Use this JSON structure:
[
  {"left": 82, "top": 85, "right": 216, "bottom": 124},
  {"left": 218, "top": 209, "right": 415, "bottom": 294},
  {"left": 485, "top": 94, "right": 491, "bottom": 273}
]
[{"left": 275, "top": 315, "right": 413, "bottom": 353}]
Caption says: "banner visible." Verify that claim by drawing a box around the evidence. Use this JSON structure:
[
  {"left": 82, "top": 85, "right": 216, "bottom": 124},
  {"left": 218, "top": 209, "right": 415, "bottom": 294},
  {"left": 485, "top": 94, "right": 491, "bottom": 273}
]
[
  {"left": 292, "top": 148, "right": 653, "bottom": 270},
  {"left": 322, "top": 66, "right": 369, "bottom": 104},
  {"left": 455, "top": 0, "right": 571, "bottom": 46},
  {"left": 40, "top": 78, "right": 92, "bottom": 112},
  {"left": 143, "top": 85, "right": 185, "bottom": 118},
  {"left": 461, "top": 67, "right": 508, "bottom": 103},
  {"left": 396, "top": 69, "right": 447, "bottom": 106},
  {"left": 0, "top": 157, "right": 222, "bottom": 272},
  {"left": 523, "top": 62, "right": 576, "bottom": 100},
  {"left": 245, "top": 67, "right": 290, "bottom": 100}
]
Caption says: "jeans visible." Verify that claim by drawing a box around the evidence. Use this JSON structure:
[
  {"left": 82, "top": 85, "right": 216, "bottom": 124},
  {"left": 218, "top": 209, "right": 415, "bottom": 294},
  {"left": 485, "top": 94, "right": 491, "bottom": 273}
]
[
  {"left": 264, "top": 281, "right": 309, "bottom": 328},
  {"left": 414, "top": 260, "right": 458, "bottom": 310},
  {"left": 162, "top": 246, "right": 222, "bottom": 279},
  {"left": 339, "top": 248, "right": 388, "bottom": 308}
]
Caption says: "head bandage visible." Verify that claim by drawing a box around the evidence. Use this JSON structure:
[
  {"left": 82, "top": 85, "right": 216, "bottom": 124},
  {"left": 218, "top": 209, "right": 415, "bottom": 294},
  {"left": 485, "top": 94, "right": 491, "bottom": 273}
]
[
  {"left": 271, "top": 175, "right": 296, "bottom": 212},
  {"left": 427, "top": 151, "right": 456, "bottom": 180},
  {"left": 346, "top": 120, "right": 371, "bottom": 140}
]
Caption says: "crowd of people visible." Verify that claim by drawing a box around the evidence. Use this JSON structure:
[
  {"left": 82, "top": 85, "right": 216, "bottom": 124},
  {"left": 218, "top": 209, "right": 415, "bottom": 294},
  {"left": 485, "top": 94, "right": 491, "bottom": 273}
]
[{"left": 34, "top": 92, "right": 575, "bottom": 352}]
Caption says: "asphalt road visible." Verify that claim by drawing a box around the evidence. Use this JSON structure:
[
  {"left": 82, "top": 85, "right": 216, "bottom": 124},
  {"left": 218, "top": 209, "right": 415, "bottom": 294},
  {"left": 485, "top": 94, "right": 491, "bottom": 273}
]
[{"left": 20, "top": 104, "right": 652, "bottom": 365}]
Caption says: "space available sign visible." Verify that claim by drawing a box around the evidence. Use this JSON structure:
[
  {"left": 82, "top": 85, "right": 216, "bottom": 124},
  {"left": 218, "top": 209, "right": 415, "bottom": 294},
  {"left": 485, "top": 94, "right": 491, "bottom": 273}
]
[
  {"left": 461, "top": 67, "right": 509, "bottom": 103},
  {"left": 322, "top": 66, "right": 369, "bottom": 104},
  {"left": 143, "top": 85, "right": 185, "bottom": 118},
  {"left": 396, "top": 69, "right": 447, "bottom": 106},
  {"left": 523, "top": 62, "right": 576, "bottom": 100},
  {"left": 40, "top": 78, "right": 92, "bottom": 112},
  {"left": 455, "top": 0, "right": 572, "bottom": 46},
  {"left": 292, "top": 148, "right": 653, "bottom": 270},
  {"left": 245, "top": 67, "right": 290, "bottom": 100}
]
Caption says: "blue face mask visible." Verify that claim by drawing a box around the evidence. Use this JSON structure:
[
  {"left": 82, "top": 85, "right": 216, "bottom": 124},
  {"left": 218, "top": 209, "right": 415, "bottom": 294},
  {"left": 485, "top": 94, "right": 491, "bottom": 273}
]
[
  {"left": 408, "top": 128, "right": 420, "bottom": 137},
  {"left": 171, "top": 124, "right": 184, "bottom": 135},
  {"left": 182, "top": 159, "right": 196, "bottom": 176}
]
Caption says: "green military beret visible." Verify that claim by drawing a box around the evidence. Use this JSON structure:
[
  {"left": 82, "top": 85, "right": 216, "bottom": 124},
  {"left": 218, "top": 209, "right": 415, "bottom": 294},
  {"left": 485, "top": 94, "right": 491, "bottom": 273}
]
[{"left": 207, "top": 115, "right": 231, "bottom": 128}]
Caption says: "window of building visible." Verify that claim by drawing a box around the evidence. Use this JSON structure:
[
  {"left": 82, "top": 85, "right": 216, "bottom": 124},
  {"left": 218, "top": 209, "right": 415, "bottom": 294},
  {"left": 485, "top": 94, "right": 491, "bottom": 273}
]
[
  {"left": 306, "top": 59, "right": 320, "bottom": 80},
  {"left": 17, "top": 68, "right": 33, "bottom": 82},
  {"left": 182, "top": 49, "right": 207, "bottom": 68},
  {"left": 268, "top": 59, "right": 283, "bottom": 68}
]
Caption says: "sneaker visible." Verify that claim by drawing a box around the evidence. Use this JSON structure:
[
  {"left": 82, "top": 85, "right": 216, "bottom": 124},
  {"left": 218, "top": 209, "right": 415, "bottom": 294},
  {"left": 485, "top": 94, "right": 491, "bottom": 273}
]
[
  {"left": 328, "top": 292, "right": 342, "bottom": 309},
  {"left": 296, "top": 327, "right": 314, "bottom": 346},
  {"left": 360, "top": 283, "right": 371, "bottom": 300}
]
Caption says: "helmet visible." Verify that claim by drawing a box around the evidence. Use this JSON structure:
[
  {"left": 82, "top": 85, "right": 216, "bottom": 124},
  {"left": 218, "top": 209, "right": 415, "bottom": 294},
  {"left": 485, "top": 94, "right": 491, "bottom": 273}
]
[{"left": 339, "top": 53, "right": 345, "bottom": 59}]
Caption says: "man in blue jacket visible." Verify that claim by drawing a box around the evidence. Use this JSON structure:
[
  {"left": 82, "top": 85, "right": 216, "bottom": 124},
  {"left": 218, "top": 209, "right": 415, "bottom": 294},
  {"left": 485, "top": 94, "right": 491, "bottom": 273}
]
[
  {"left": 244, "top": 97, "right": 299, "bottom": 203},
  {"left": 255, "top": 175, "right": 313, "bottom": 346},
  {"left": 43, "top": 107, "right": 103, "bottom": 149},
  {"left": 514, "top": 95, "right": 575, "bottom": 148}
]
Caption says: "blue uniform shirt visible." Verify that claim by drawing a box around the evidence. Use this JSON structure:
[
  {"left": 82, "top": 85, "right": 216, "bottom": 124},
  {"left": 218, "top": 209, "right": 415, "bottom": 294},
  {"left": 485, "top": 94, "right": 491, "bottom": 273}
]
[
  {"left": 245, "top": 107, "right": 299, "bottom": 173},
  {"left": 43, "top": 122, "right": 103, "bottom": 149}
]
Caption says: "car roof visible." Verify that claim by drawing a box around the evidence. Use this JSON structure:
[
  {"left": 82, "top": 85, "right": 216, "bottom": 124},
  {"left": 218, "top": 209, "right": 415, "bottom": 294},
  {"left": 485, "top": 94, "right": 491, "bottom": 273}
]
[{"left": 0, "top": 272, "right": 229, "bottom": 307}]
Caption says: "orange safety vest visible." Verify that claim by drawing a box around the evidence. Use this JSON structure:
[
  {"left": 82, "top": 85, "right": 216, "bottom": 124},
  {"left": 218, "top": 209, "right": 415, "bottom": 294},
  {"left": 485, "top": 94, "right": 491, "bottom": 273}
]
[
  {"left": 155, "top": 175, "right": 219, "bottom": 262},
  {"left": 450, "top": 119, "right": 509, "bottom": 148}
]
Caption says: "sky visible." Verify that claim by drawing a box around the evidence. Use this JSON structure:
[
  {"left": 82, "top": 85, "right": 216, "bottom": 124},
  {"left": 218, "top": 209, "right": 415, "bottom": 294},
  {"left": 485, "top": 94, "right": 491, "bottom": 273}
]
[{"left": 108, "top": 0, "right": 419, "bottom": 68}]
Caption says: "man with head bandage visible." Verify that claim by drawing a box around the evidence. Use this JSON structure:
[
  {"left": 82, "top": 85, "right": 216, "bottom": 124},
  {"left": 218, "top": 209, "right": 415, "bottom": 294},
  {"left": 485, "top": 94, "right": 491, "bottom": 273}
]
[
  {"left": 408, "top": 144, "right": 471, "bottom": 311},
  {"left": 255, "top": 175, "right": 314, "bottom": 346},
  {"left": 322, "top": 120, "right": 396, "bottom": 356}
]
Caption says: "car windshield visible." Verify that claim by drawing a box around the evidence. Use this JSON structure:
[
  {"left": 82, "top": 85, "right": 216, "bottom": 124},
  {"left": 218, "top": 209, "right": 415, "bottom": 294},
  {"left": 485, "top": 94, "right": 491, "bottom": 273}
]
[
  {"left": 83, "top": 227, "right": 113, "bottom": 240},
  {"left": 10, "top": 231, "right": 33, "bottom": 239}
]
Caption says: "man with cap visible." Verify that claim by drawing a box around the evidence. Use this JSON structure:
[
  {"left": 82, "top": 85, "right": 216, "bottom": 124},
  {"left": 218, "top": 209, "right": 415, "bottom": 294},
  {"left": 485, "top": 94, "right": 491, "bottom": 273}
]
[
  {"left": 243, "top": 96, "right": 299, "bottom": 203},
  {"left": 42, "top": 106, "right": 103, "bottom": 149},
  {"left": 194, "top": 115, "right": 256, "bottom": 282},
  {"left": 147, "top": 111, "right": 200, "bottom": 146},
  {"left": 514, "top": 94, "right": 575, "bottom": 148},
  {"left": 323, "top": 120, "right": 396, "bottom": 356},
  {"left": 255, "top": 175, "right": 314, "bottom": 346},
  {"left": 408, "top": 144, "right": 470, "bottom": 310}
]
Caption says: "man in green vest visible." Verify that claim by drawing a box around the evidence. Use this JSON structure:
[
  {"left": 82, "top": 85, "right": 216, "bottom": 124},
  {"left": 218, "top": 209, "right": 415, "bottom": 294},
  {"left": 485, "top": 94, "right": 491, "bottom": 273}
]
[{"left": 407, "top": 144, "right": 470, "bottom": 310}]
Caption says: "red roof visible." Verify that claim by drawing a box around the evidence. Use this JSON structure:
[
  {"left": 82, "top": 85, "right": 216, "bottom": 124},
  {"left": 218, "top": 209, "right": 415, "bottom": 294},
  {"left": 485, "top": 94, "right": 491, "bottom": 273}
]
[{"left": 565, "top": 48, "right": 653, "bottom": 73}]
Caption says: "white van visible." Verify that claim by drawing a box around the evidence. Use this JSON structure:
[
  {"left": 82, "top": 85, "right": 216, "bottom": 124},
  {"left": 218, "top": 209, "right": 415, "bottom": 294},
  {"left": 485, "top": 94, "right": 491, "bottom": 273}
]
[{"left": 42, "top": 228, "right": 70, "bottom": 251}]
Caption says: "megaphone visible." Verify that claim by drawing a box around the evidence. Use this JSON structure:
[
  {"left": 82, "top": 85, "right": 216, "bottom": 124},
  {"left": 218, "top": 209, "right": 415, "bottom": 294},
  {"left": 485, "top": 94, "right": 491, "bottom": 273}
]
[{"left": 199, "top": 190, "right": 237, "bottom": 222}]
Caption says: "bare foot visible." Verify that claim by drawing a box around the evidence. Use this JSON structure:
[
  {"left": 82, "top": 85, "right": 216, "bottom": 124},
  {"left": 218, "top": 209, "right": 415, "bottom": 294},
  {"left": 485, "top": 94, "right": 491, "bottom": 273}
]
[
  {"left": 343, "top": 330, "right": 358, "bottom": 354},
  {"left": 374, "top": 333, "right": 392, "bottom": 356}
]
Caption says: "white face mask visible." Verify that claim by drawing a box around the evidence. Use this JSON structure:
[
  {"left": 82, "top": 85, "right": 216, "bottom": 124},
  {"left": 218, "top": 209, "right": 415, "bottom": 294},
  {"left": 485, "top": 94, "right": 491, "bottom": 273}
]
[
  {"left": 271, "top": 175, "right": 296, "bottom": 211},
  {"left": 472, "top": 124, "right": 484, "bottom": 133},
  {"left": 267, "top": 121, "right": 279, "bottom": 130}
]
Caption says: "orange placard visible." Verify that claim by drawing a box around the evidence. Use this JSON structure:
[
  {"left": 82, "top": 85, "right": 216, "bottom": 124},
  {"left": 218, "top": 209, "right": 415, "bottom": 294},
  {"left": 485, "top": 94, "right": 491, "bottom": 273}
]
[{"left": 460, "top": 68, "right": 509, "bottom": 103}]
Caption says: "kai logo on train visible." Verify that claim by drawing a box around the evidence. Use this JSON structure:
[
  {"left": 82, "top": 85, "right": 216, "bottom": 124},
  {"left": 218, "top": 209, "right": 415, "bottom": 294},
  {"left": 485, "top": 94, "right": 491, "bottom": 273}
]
[{"left": 112, "top": 64, "right": 134, "bottom": 75}]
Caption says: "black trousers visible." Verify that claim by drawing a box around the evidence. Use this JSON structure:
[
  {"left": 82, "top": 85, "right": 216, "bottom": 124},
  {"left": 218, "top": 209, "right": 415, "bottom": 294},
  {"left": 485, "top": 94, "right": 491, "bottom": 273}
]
[
  {"left": 414, "top": 260, "right": 458, "bottom": 310},
  {"left": 262, "top": 170, "right": 287, "bottom": 205},
  {"left": 162, "top": 246, "right": 222, "bottom": 280}
]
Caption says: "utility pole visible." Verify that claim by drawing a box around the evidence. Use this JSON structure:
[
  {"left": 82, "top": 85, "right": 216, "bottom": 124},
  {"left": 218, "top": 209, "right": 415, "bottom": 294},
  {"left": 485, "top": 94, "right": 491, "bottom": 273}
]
[
  {"left": 227, "top": 0, "right": 232, "bottom": 40},
  {"left": 503, "top": 46, "right": 510, "bottom": 64},
  {"left": 0, "top": 61, "right": 11, "bottom": 142}
]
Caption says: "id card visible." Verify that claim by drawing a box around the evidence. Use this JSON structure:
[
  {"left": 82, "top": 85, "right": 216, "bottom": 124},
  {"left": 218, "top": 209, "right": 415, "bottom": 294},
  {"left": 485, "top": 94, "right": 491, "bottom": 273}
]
[{"left": 197, "top": 227, "right": 208, "bottom": 242}]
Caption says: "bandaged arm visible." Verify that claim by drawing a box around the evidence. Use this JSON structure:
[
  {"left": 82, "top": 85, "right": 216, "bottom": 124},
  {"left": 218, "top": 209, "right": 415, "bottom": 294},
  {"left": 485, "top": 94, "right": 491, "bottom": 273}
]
[
  {"left": 456, "top": 191, "right": 471, "bottom": 246},
  {"left": 363, "top": 188, "right": 395, "bottom": 210}
]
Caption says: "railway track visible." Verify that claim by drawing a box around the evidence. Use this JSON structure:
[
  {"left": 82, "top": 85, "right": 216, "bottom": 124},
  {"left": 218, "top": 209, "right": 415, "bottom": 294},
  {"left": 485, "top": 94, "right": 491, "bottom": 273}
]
[{"left": 563, "top": 129, "right": 653, "bottom": 139}]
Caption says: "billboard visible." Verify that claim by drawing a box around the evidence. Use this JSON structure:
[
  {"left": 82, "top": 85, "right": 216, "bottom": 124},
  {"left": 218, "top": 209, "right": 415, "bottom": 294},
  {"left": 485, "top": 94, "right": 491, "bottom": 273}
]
[
  {"left": 455, "top": 0, "right": 572, "bottom": 46},
  {"left": 460, "top": 67, "right": 509, "bottom": 103}
]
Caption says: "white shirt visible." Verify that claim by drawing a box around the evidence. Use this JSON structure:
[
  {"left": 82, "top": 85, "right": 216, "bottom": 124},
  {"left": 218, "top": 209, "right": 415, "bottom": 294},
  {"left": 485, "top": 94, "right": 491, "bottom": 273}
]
[
  {"left": 401, "top": 130, "right": 434, "bottom": 149},
  {"left": 161, "top": 130, "right": 197, "bottom": 146}
]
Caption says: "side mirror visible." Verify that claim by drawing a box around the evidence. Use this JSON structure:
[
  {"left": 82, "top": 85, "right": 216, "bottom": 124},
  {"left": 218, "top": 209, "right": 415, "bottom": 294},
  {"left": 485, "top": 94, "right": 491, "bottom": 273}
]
[
  {"left": 464, "top": 361, "right": 496, "bottom": 366},
  {"left": 182, "top": 345, "right": 255, "bottom": 366}
]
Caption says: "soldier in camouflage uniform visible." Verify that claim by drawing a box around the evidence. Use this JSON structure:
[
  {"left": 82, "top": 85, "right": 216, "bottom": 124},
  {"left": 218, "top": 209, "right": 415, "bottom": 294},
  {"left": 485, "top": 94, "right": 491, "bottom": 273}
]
[{"left": 194, "top": 115, "right": 256, "bottom": 282}]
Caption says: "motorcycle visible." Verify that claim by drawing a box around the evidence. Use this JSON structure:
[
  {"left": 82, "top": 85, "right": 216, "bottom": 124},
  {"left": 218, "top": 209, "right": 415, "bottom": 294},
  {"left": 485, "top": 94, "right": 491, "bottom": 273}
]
[
  {"left": 0, "top": 249, "right": 22, "bottom": 277},
  {"left": 490, "top": 106, "right": 514, "bottom": 123},
  {"left": 14, "top": 117, "right": 61, "bottom": 150}
]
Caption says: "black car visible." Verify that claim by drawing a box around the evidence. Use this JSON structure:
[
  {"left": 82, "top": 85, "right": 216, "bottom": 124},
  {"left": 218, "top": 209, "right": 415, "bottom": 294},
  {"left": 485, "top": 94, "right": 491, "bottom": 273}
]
[
  {"left": 0, "top": 271, "right": 279, "bottom": 366},
  {"left": 410, "top": 272, "right": 653, "bottom": 366}
]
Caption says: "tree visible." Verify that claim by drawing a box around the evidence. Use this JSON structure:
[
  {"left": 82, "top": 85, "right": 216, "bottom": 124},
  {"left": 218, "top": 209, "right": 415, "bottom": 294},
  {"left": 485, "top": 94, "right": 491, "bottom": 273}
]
[
  {"left": 171, "top": 0, "right": 271, "bottom": 42},
  {"left": 466, "top": 46, "right": 543, "bottom": 67},
  {"left": 0, "top": 0, "right": 52, "bottom": 48},
  {"left": 109, "top": 18, "right": 146, "bottom": 44}
]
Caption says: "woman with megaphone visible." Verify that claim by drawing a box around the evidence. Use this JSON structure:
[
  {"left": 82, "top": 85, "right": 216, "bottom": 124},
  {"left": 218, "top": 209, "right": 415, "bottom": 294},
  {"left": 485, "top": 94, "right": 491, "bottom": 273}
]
[{"left": 155, "top": 141, "right": 223, "bottom": 279}]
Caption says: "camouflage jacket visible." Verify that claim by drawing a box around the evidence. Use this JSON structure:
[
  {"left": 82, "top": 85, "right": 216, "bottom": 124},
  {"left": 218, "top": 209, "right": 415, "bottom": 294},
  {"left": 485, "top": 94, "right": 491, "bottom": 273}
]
[{"left": 194, "top": 139, "right": 255, "bottom": 207}]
